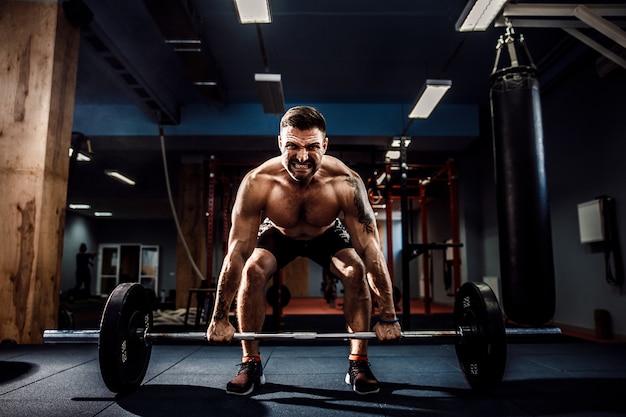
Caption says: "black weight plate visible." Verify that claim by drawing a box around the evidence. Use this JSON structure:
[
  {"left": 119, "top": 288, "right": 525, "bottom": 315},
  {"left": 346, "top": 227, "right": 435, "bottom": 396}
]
[
  {"left": 266, "top": 284, "right": 291, "bottom": 308},
  {"left": 99, "top": 283, "right": 153, "bottom": 394},
  {"left": 454, "top": 282, "right": 507, "bottom": 391}
]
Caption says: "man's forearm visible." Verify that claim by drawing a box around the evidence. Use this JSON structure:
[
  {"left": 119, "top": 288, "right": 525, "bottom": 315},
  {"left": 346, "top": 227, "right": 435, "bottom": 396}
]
[
  {"left": 369, "top": 274, "right": 396, "bottom": 319},
  {"left": 365, "top": 250, "right": 397, "bottom": 320},
  {"left": 211, "top": 260, "right": 243, "bottom": 321}
]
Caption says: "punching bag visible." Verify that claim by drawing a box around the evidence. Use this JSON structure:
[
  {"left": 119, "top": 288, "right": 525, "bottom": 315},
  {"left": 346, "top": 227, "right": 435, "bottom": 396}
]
[{"left": 489, "top": 27, "right": 555, "bottom": 325}]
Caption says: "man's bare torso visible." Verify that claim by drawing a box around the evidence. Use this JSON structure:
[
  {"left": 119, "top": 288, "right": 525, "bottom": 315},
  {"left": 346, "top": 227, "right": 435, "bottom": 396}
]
[{"left": 250, "top": 155, "right": 353, "bottom": 240}]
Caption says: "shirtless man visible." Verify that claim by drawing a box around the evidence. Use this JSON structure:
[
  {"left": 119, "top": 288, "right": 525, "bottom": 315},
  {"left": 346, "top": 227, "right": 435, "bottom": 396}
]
[{"left": 207, "top": 106, "right": 401, "bottom": 395}]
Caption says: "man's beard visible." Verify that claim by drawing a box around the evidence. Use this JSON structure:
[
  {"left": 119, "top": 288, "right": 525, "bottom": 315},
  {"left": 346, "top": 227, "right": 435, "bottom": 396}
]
[{"left": 286, "top": 159, "right": 315, "bottom": 182}]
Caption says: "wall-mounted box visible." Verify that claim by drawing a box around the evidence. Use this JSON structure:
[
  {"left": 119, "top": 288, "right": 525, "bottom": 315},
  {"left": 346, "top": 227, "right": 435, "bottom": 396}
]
[{"left": 577, "top": 199, "right": 604, "bottom": 243}]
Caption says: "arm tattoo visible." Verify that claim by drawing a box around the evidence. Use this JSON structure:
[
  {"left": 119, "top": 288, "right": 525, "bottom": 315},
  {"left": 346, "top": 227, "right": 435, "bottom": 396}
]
[
  {"left": 346, "top": 176, "right": 374, "bottom": 234},
  {"left": 213, "top": 279, "right": 232, "bottom": 320},
  {"left": 213, "top": 299, "right": 228, "bottom": 320}
]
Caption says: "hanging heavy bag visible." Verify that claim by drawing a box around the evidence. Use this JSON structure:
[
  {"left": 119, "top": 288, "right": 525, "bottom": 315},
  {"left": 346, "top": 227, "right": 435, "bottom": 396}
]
[{"left": 489, "top": 26, "right": 556, "bottom": 325}]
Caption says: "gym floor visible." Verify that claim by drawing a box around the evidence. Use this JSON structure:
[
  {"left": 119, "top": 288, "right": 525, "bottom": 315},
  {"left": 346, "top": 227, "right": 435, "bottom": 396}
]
[{"left": 1, "top": 300, "right": 626, "bottom": 417}]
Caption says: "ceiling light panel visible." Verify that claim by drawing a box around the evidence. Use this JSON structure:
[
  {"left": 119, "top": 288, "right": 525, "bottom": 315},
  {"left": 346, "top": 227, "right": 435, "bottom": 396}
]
[
  {"left": 234, "top": 0, "right": 271, "bottom": 24},
  {"left": 456, "top": 0, "right": 508, "bottom": 32},
  {"left": 69, "top": 204, "right": 91, "bottom": 210},
  {"left": 255, "top": 73, "right": 285, "bottom": 114},
  {"left": 105, "top": 170, "right": 136, "bottom": 186},
  {"left": 408, "top": 80, "right": 452, "bottom": 119}
]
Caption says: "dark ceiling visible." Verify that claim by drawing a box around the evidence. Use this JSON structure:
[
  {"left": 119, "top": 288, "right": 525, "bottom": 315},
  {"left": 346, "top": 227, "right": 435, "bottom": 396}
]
[{"left": 65, "top": 0, "right": 626, "bottom": 219}]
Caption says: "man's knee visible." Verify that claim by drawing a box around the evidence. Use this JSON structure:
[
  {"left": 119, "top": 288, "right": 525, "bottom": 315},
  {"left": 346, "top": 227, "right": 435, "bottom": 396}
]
[
  {"left": 242, "top": 262, "right": 268, "bottom": 284},
  {"left": 242, "top": 251, "right": 276, "bottom": 287},
  {"left": 334, "top": 258, "right": 366, "bottom": 286},
  {"left": 346, "top": 262, "right": 366, "bottom": 282}
]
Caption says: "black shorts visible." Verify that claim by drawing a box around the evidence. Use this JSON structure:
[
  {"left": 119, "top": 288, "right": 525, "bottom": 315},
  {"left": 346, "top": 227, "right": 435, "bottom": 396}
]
[{"left": 256, "top": 218, "right": 352, "bottom": 270}]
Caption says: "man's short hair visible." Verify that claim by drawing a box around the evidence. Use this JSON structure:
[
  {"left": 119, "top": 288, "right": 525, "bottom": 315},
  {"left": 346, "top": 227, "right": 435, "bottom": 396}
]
[{"left": 280, "top": 106, "right": 326, "bottom": 136}]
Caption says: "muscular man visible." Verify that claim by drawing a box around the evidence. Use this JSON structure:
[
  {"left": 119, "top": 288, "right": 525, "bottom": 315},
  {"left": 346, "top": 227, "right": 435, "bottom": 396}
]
[{"left": 207, "top": 106, "right": 401, "bottom": 395}]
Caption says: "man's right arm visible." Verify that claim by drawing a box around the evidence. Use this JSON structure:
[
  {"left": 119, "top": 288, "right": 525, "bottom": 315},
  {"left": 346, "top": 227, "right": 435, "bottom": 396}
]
[{"left": 207, "top": 173, "right": 263, "bottom": 343}]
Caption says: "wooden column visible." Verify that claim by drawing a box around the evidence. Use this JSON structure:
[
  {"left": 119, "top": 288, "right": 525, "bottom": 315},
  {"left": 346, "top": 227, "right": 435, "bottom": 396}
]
[
  {"left": 282, "top": 257, "right": 309, "bottom": 297},
  {"left": 0, "top": 1, "right": 80, "bottom": 343},
  {"left": 175, "top": 162, "right": 207, "bottom": 308}
]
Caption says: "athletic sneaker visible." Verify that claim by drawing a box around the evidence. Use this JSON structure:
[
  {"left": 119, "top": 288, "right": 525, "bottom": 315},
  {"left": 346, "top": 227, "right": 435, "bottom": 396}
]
[
  {"left": 345, "top": 360, "right": 380, "bottom": 394},
  {"left": 226, "top": 359, "right": 266, "bottom": 395}
]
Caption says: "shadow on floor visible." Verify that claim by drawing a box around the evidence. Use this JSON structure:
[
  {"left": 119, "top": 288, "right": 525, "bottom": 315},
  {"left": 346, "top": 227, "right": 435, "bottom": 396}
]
[
  {"left": 90, "top": 376, "right": 626, "bottom": 417},
  {"left": 0, "top": 361, "right": 38, "bottom": 384}
]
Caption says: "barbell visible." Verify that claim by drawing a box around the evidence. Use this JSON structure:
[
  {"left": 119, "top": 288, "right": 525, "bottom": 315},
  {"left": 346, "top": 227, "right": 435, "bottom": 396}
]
[
  {"left": 44, "top": 327, "right": 557, "bottom": 343},
  {"left": 43, "top": 282, "right": 561, "bottom": 394}
]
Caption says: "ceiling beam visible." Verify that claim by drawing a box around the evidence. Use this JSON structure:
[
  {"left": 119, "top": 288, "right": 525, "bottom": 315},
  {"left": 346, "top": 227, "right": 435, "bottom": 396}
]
[
  {"left": 494, "top": 3, "right": 626, "bottom": 70},
  {"left": 496, "top": 3, "right": 626, "bottom": 28},
  {"left": 502, "top": 4, "right": 626, "bottom": 18},
  {"left": 143, "top": 0, "right": 228, "bottom": 105}
]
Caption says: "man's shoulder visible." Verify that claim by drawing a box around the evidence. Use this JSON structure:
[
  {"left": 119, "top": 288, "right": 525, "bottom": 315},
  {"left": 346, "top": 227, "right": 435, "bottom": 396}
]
[
  {"left": 321, "top": 155, "right": 347, "bottom": 171},
  {"left": 320, "top": 155, "right": 359, "bottom": 179},
  {"left": 247, "top": 157, "right": 283, "bottom": 179}
]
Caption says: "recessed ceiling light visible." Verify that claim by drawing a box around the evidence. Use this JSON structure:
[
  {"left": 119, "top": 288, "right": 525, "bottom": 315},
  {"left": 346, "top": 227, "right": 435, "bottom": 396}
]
[
  {"left": 391, "top": 138, "right": 411, "bottom": 148},
  {"left": 68, "top": 148, "right": 92, "bottom": 162},
  {"left": 104, "top": 170, "right": 136, "bottom": 186},
  {"left": 94, "top": 212, "right": 113, "bottom": 217},
  {"left": 69, "top": 204, "right": 91, "bottom": 210}
]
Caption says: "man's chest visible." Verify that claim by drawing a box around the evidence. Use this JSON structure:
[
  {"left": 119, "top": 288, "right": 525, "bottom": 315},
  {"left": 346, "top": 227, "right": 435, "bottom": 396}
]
[{"left": 264, "top": 185, "right": 342, "bottom": 229}]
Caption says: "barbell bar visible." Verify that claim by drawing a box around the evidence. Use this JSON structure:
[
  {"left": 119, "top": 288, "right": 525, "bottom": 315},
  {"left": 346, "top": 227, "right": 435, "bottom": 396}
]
[
  {"left": 43, "top": 327, "right": 560, "bottom": 344},
  {"left": 43, "top": 282, "right": 562, "bottom": 394}
]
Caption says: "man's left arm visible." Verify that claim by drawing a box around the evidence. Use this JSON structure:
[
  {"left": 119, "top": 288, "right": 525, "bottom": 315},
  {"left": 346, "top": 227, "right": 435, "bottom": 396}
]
[{"left": 341, "top": 172, "right": 401, "bottom": 340}]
